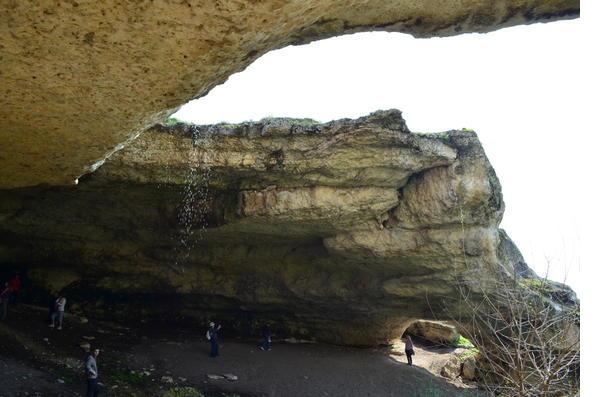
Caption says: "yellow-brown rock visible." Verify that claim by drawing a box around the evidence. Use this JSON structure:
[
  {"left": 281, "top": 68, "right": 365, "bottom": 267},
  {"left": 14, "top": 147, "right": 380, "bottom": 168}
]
[
  {"left": 0, "top": 110, "right": 527, "bottom": 345},
  {"left": 406, "top": 320, "right": 459, "bottom": 345},
  {"left": 0, "top": 0, "right": 579, "bottom": 188}
]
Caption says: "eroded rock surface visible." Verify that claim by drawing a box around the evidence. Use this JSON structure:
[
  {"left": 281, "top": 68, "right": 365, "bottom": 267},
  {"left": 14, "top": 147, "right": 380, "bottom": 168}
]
[
  {"left": 407, "top": 320, "right": 459, "bottom": 345},
  {"left": 0, "top": 110, "right": 530, "bottom": 345},
  {"left": 0, "top": 0, "right": 579, "bottom": 188}
]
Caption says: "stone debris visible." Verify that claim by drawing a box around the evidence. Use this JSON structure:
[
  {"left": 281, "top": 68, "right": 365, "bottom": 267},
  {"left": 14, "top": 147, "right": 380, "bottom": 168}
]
[
  {"left": 80, "top": 342, "right": 91, "bottom": 351},
  {"left": 161, "top": 375, "right": 174, "bottom": 384},
  {"left": 223, "top": 373, "right": 238, "bottom": 381},
  {"left": 461, "top": 356, "right": 478, "bottom": 380},
  {"left": 284, "top": 337, "right": 316, "bottom": 344},
  {"left": 206, "top": 374, "right": 225, "bottom": 380},
  {"left": 440, "top": 357, "right": 461, "bottom": 380}
]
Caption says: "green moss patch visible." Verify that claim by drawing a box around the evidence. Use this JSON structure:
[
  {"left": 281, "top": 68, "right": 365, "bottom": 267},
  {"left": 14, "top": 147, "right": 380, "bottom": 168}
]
[
  {"left": 452, "top": 335, "right": 475, "bottom": 348},
  {"left": 163, "top": 117, "right": 187, "bottom": 126}
]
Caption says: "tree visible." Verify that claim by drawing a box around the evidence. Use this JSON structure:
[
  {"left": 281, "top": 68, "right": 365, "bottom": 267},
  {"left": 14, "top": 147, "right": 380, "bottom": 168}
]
[{"left": 452, "top": 268, "right": 580, "bottom": 396}]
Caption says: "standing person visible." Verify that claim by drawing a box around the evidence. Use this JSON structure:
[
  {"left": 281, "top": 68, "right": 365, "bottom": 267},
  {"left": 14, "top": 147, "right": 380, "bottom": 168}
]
[
  {"left": 403, "top": 335, "right": 415, "bottom": 366},
  {"left": 206, "top": 322, "right": 221, "bottom": 357},
  {"left": 0, "top": 283, "right": 10, "bottom": 320},
  {"left": 260, "top": 324, "right": 272, "bottom": 351},
  {"left": 85, "top": 348, "right": 100, "bottom": 397},
  {"left": 8, "top": 274, "right": 21, "bottom": 304},
  {"left": 50, "top": 295, "right": 67, "bottom": 330}
]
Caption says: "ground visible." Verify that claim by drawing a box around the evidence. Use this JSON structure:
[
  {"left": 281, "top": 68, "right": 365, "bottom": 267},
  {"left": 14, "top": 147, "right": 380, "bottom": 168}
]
[{"left": 0, "top": 304, "right": 480, "bottom": 397}]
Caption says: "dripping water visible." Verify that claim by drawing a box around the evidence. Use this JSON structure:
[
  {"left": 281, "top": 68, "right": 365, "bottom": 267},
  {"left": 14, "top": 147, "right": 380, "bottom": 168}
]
[{"left": 171, "top": 125, "right": 213, "bottom": 274}]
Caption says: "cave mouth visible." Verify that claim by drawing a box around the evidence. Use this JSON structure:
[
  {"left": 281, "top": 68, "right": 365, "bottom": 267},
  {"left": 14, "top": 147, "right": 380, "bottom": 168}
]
[
  {"left": 387, "top": 318, "right": 480, "bottom": 382},
  {"left": 0, "top": 108, "right": 512, "bottom": 347},
  {"left": 396, "top": 319, "right": 466, "bottom": 348},
  {"left": 0, "top": 23, "right": 580, "bottom": 349}
]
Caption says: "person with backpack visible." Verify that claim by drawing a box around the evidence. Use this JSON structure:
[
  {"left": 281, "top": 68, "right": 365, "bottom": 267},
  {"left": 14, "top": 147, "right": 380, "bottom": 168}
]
[
  {"left": 206, "top": 322, "right": 221, "bottom": 357},
  {"left": 50, "top": 295, "right": 67, "bottom": 330}
]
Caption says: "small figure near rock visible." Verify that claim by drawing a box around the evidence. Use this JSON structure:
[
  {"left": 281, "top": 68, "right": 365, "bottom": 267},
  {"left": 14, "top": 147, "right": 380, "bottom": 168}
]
[
  {"left": 260, "top": 324, "right": 272, "bottom": 351},
  {"left": 50, "top": 295, "right": 67, "bottom": 330},
  {"left": 206, "top": 321, "right": 221, "bottom": 357},
  {"left": 8, "top": 274, "right": 21, "bottom": 304},
  {"left": 85, "top": 347, "right": 100, "bottom": 397},
  {"left": 0, "top": 282, "right": 10, "bottom": 320},
  {"left": 403, "top": 335, "right": 415, "bottom": 366}
]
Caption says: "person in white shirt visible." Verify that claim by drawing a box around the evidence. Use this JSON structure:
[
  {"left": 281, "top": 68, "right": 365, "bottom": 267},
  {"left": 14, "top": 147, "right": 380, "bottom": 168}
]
[{"left": 50, "top": 295, "right": 67, "bottom": 330}]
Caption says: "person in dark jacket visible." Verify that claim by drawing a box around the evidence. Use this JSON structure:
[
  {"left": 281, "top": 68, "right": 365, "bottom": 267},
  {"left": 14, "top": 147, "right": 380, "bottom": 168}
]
[
  {"left": 403, "top": 335, "right": 415, "bottom": 366},
  {"left": 260, "top": 325, "right": 272, "bottom": 351},
  {"left": 85, "top": 347, "right": 100, "bottom": 397},
  {"left": 206, "top": 322, "right": 221, "bottom": 357}
]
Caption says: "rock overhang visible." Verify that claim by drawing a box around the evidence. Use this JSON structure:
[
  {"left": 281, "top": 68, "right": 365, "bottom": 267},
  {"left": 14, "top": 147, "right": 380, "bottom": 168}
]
[
  {"left": 0, "top": 110, "right": 524, "bottom": 345},
  {"left": 0, "top": 0, "right": 579, "bottom": 188}
]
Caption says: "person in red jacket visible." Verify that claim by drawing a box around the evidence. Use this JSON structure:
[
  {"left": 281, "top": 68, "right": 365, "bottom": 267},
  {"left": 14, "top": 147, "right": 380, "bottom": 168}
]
[{"left": 8, "top": 275, "right": 21, "bottom": 304}]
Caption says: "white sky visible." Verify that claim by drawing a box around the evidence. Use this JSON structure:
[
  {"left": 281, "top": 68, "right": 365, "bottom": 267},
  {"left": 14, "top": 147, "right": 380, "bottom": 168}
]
[{"left": 174, "top": 19, "right": 591, "bottom": 295}]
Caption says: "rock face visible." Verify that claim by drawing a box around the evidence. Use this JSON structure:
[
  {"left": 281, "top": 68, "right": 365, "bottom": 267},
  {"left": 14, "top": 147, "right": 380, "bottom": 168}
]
[
  {"left": 0, "top": 110, "right": 527, "bottom": 345},
  {"left": 441, "top": 356, "right": 463, "bottom": 380},
  {"left": 407, "top": 320, "right": 459, "bottom": 345},
  {"left": 0, "top": 1, "right": 579, "bottom": 188}
]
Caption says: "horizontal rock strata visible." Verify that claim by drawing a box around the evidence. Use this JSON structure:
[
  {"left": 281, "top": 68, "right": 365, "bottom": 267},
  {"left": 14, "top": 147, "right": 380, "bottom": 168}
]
[{"left": 0, "top": 110, "right": 537, "bottom": 345}]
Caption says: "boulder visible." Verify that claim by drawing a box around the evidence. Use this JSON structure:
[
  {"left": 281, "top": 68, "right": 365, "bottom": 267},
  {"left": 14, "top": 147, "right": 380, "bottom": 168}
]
[
  {"left": 161, "top": 376, "right": 174, "bottom": 384},
  {"left": 461, "top": 356, "right": 477, "bottom": 380},
  {"left": 441, "top": 357, "right": 462, "bottom": 380},
  {"left": 406, "top": 320, "right": 459, "bottom": 345}
]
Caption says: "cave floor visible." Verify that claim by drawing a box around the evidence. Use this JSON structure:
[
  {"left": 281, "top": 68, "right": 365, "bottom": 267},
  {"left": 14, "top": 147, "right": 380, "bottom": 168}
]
[{"left": 0, "top": 304, "right": 480, "bottom": 397}]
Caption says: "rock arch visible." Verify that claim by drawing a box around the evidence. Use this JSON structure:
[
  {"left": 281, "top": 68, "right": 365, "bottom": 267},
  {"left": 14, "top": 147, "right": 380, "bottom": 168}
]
[{"left": 0, "top": 0, "right": 578, "bottom": 188}]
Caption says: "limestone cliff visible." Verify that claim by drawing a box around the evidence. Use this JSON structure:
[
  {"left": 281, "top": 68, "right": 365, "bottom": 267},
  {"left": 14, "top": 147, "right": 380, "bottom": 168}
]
[
  {"left": 0, "top": 0, "right": 579, "bottom": 188},
  {"left": 0, "top": 110, "right": 531, "bottom": 345}
]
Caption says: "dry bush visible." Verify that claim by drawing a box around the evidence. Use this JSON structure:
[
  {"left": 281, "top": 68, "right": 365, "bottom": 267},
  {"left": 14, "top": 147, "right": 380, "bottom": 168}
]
[{"left": 452, "top": 269, "right": 580, "bottom": 397}]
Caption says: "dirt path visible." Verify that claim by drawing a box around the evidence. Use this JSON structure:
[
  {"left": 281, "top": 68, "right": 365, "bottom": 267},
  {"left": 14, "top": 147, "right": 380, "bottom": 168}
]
[
  {"left": 0, "top": 304, "right": 480, "bottom": 397},
  {"left": 130, "top": 337, "right": 474, "bottom": 397},
  {"left": 389, "top": 341, "right": 471, "bottom": 382},
  {"left": 0, "top": 356, "right": 77, "bottom": 397}
]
